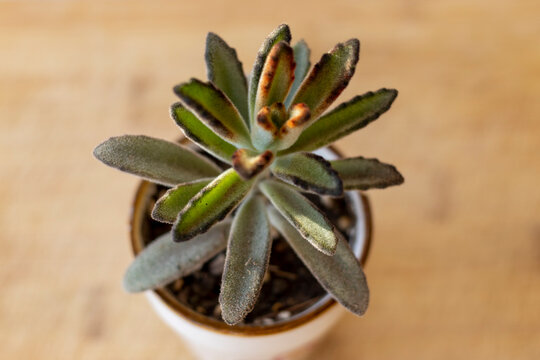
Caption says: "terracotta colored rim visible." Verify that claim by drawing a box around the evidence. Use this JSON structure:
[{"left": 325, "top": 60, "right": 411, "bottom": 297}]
[{"left": 129, "top": 148, "right": 373, "bottom": 337}]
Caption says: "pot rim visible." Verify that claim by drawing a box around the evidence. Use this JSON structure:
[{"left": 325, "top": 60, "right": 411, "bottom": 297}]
[{"left": 129, "top": 146, "right": 373, "bottom": 337}]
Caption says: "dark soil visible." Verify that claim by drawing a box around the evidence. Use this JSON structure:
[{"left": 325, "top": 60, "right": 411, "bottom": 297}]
[{"left": 138, "top": 147, "right": 356, "bottom": 326}]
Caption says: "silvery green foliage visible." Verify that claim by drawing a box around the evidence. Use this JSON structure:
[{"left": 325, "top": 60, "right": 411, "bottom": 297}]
[{"left": 94, "top": 24, "right": 403, "bottom": 325}]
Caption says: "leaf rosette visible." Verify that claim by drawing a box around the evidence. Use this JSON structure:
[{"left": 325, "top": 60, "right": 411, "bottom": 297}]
[{"left": 94, "top": 24, "right": 403, "bottom": 325}]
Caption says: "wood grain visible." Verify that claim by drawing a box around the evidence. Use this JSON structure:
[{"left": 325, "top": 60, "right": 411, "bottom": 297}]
[{"left": 1, "top": 1, "right": 539, "bottom": 359}]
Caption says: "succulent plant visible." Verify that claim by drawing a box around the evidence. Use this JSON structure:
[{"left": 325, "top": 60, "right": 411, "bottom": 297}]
[{"left": 94, "top": 24, "right": 403, "bottom": 325}]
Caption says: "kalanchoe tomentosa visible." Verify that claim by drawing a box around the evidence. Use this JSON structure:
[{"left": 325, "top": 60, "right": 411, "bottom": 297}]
[{"left": 94, "top": 24, "right": 403, "bottom": 325}]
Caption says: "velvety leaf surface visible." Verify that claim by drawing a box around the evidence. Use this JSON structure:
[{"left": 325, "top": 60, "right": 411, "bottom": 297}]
[
  {"left": 248, "top": 24, "right": 291, "bottom": 124},
  {"left": 174, "top": 79, "right": 251, "bottom": 148},
  {"left": 251, "top": 103, "right": 288, "bottom": 150},
  {"left": 284, "top": 40, "right": 311, "bottom": 108},
  {"left": 123, "top": 223, "right": 230, "bottom": 292},
  {"left": 93, "top": 135, "right": 221, "bottom": 186},
  {"left": 152, "top": 178, "right": 212, "bottom": 224},
  {"left": 251, "top": 105, "right": 278, "bottom": 151},
  {"left": 205, "top": 32, "right": 249, "bottom": 123},
  {"left": 289, "top": 39, "right": 359, "bottom": 120},
  {"left": 259, "top": 179, "right": 337, "bottom": 255},
  {"left": 330, "top": 156, "right": 404, "bottom": 190},
  {"left": 254, "top": 41, "right": 295, "bottom": 114},
  {"left": 231, "top": 148, "right": 274, "bottom": 179},
  {"left": 274, "top": 103, "right": 313, "bottom": 150},
  {"left": 271, "top": 152, "right": 343, "bottom": 196},
  {"left": 173, "top": 168, "right": 254, "bottom": 242},
  {"left": 220, "top": 196, "right": 272, "bottom": 325},
  {"left": 268, "top": 208, "right": 369, "bottom": 316},
  {"left": 170, "top": 102, "right": 237, "bottom": 164},
  {"left": 280, "top": 89, "right": 398, "bottom": 155}
]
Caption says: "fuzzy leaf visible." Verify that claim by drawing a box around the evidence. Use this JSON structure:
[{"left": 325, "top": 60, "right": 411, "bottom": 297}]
[
  {"left": 220, "top": 196, "right": 272, "bottom": 325},
  {"left": 123, "top": 223, "right": 230, "bottom": 292},
  {"left": 289, "top": 39, "right": 359, "bottom": 120},
  {"left": 173, "top": 168, "right": 254, "bottom": 242},
  {"left": 254, "top": 41, "right": 295, "bottom": 115},
  {"left": 231, "top": 148, "right": 274, "bottom": 180},
  {"left": 268, "top": 208, "right": 369, "bottom": 316},
  {"left": 152, "top": 178, "right": 212, "bottom": 224},
  {"left": 205, "top": 32, "right": 249, "bottom": 123},
  {"left": 330, "top": 156, "right": 404, "bottom": 190},
  {"left": 252, "top": 106, "right": 278, "bottom": 150},
  {"left": 252, "top": 103, "right": 288, "bottom": 150},
  {"left": 174, "top": 79, "right": 251, "bottom": 148},
  {"left": 170, "top": 102, "right": 237, "bottom": 164},
  {"left": 274, "top": 103, "right": 313, "bottom": 150},
  {"left": 280, "top": 89, "right": 398, "bottom": 155},
  {"left": 285, "top": 40, "right": 311, "bottom": 108},
  {"left": 271, "top": 152, "right": 343, "bottom": 196},
  {"left": 93, "top": 135, "right": 221, "bottom": 186},
  {"left": 259, "top": 179, "right": 337, "bottom": 255},
  {"left": 248, "top": 24, "right": 291, "bottom": 123}
]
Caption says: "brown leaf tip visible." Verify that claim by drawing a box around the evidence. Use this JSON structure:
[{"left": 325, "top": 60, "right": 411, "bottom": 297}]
[
  {"left": 256, "top": 107, "right": 277, "bottom": 132},
  {"left": 232, "top": 149, "right": 274, "bottom": 180},
  {"left": 280, "top": 103, "right": 311, "bottom": 136}
]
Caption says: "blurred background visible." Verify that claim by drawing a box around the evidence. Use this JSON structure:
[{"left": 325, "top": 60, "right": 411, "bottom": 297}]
[{"left": 1, "top": 0, "right": 539, "bottom": 359}]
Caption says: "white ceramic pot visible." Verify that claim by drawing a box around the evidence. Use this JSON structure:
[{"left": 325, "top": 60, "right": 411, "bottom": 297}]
[{"left": 129, "top": 147, "right": 372, "bottom": 360}]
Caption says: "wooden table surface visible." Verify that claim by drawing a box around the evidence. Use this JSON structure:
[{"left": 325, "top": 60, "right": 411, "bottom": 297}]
[{"left": 1, "top": 1, "right": 539, "bottom": 359}]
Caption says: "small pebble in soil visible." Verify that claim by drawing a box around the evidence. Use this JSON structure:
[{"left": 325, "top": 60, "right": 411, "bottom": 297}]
[{"left": 277, "top": 311, "right": 291, "bottom": 321}]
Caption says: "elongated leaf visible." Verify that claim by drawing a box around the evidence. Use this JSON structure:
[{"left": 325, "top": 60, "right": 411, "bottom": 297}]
[
  {"left": 251, "top": 106, "right": 278, "bottom": 150},
  {"left": 123, "top": 223, "right": 230, "bottom": 292},
  {"left": 271, "top": 152, "right": 342, "bottom": 196},
  {"left": 173, "top": 168, "right": 255, "bottom": 242},
  {"left": 231, "top": 148, "right": 274, "bottom": 180},
  {"left": 220, "top": 196, "right": 272, "bottom": 325},
  {"left": 205, "top": 32, "right": 249, "bottom": 123},
  {"left": 268, "top": 208, "right": 369, "bottom": 316},
  {"left": 254, "top": 41, "right": 295, "bottom": 114},
  {"left": 248, "top": 24, "right": 291, "bottom": 123},
  {"left": 285, "top": 40, "right": 311, "bottom": 108},
  {"left": 170, "top": 102, "right": 237, "bottom": 164},
  {"left": 330, "top": 156, "right": 404, "bottom": 190},
  {"left": 152, "top": 178, "right": 212, "bottom": 224},
  {"left": 259, "top": 179, "right": 337, "bottom": 255},
  {"left": 289, "top": 39, "right": 359, "bottom": 120},
  {"left": 174, "top": 79, "right": 251, "bottom": 148},
  {"left": 93, "top": 135, "right": 221, "bottom": 186},
  {"left": 280, "top": 89, "right": 398, "bottom": 155}
]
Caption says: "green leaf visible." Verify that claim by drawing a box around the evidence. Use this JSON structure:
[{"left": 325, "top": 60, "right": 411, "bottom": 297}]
[
  {"left": 170, "top": 102, "right": 237, "bottom": 164},
  {"left": 152, "top": 178, "right": 212, "bottom": 224},
  {"left": 284, "top": 40, "right": 311, "bottom": 108},
  {"left": 330, "top": 156, "right": 404, "bottom": 190},
  {"left": 220, "top": 196, "right": 272, "bottom": 325},
  {"left": 173, "top": 168, "right": 255, "bottom": 242},
  {"left": 273, "top": 103, "right": 313, "bottom": 150},
  {"left": 268, "top": 208, "right": 369, "bottom": 316},
  {"left": 271, "top": 152, "right": 343, "bottom": 196},
  {"left": 280, "top": 89, "right": 398, "bottom": 155},
  {"left": 231, "top": 148, "right": 274, "bottom": 180},
  {"left": 259, "top": 179, "right": 337, "bottom": 255},
  {"left": 123, "top": 223, "right": 230, "bottom": 292},
  {"left": 174, "top": 79, "right": 251, "bottom": 148},
  {"left": 248, "top": 24, "right": 291, "bottom": 124},
  {"left": 93, "top": 135, "right": 221, "bottom": 186},
  {"left": 254, "top": 41, "right": 295, "bottom": 115},
  {"left": 205, "top": 32, "right": 249, "bottom": 123},
  {"left": 251, "top": 102, "right": 287, "bottom": 151},
  {"left": 289, "top": 39, "right": 359, "bottom": 120}
]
